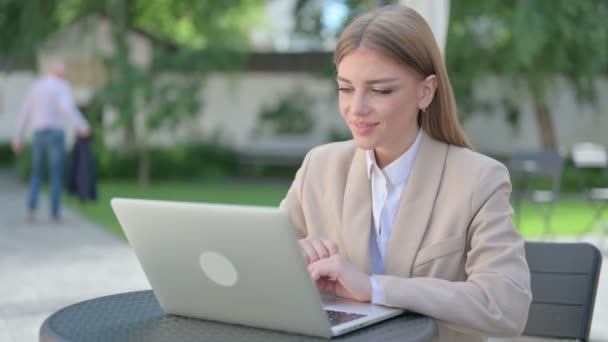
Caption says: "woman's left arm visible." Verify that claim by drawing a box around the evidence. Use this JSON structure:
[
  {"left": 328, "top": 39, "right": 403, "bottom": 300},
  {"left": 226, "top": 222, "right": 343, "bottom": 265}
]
[
  {"left": 280, "top": 150, "right": 314, "bottom": 239},
  {"left": 373, "top": 162, "right": 532, "bottom": 337}
]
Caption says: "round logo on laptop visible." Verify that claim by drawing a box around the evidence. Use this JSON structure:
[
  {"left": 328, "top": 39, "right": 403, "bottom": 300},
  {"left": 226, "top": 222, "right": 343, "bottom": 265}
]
[{"left": 199, "top": 251, "right": 238, "bottom": 287}]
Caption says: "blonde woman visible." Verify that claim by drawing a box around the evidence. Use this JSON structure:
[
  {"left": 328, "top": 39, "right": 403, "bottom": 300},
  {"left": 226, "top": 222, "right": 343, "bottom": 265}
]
[{"left": 280, "top": 5, "right": 531, "bottom": 341}]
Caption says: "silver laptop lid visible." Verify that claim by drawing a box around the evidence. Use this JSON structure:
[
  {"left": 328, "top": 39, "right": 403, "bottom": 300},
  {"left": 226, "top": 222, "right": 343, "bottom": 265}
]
[{"left": 111, "top": 198, "right": 333, "bottom": 338}]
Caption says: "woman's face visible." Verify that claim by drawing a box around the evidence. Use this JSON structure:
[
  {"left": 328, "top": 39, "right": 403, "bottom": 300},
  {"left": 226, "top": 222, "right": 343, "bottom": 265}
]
[{"left": 337, "top": 46, "right": 435, "bottom": 167}]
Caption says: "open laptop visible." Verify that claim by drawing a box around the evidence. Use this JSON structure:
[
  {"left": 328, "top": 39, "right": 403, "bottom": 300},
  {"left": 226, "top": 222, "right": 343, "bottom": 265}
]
[{"left": 110, "top": 198, "right": 404, "bottom": 338}]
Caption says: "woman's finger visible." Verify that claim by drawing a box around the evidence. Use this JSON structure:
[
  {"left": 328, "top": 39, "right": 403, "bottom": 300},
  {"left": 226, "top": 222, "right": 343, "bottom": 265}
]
[
  {"left": 311, "top": 239, "right": 331, "bottom": 260},
  {"left": 298, "top": 239, "right": 319, "bottom": 264},
  {"left": 321, "top": 239, "right": 339, "bottom": 256}
]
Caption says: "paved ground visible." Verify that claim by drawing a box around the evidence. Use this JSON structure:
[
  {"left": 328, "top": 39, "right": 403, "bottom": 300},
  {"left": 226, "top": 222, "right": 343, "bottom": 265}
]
[
  {"left": 0, "top": 168, "right": 606, "bottom": 342},
  {"left": 0, "top": 169, "right": 149, "bottom": 342}
]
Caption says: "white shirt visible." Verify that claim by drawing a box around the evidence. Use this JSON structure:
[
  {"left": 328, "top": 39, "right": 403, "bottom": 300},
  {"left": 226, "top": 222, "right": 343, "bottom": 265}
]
[
  {"left": 366, "top": 129, "right": 423, "bottom": 303},
  {"left": 13, "top": 75, "right": 89, "bottom": 145}
]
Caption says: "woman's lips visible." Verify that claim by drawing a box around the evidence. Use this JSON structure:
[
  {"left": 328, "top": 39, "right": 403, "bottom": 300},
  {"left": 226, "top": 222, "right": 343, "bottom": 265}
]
[{"left": 351, "top": 121, "right": 379, "bottom": 135}]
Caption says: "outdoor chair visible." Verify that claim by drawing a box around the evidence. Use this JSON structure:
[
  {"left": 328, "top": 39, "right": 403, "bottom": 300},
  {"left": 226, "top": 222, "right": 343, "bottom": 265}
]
[
  {"left": 521, "top": 241, "right": 602, "bottom": 341},
  {"left": 572, "top": 142, "right": 608, "bottom": 242},
  {"left": 509, "top": 151, "right": 565, "bottom": 236}
]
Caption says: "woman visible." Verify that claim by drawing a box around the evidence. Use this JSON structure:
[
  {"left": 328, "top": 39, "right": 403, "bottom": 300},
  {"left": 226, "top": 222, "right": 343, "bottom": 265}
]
[{"left": 280, "top": 5, "right": 531, "bottom": 342}]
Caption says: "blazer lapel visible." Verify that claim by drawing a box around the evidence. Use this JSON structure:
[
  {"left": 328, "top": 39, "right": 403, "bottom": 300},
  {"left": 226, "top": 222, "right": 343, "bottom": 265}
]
[
  {"left": 384, "top": 132, "right": 448, "bottom": 277},
  {"left": 341, "top": 149, "right": 372, "bottom": 274}
]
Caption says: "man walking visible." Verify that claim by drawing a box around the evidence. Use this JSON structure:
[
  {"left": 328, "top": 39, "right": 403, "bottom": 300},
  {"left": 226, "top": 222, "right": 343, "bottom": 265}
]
[{"left": 12, "top": 60, "right": 90, "bottom": 222}]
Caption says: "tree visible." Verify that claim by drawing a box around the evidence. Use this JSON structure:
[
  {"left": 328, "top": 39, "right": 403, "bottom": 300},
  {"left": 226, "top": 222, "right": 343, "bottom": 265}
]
[
  {"left": 1, "top": 0, "right": 265, "bottom": 186},
  {"left": 293, "top": 1, "right": 608, "bottom": 150},
  {"left": 97, "top": 0, "right": 261, "bottom": 187},
  {"left": 97, "top": 46, "right": 244, "bottom": 187},
  {"left": 447, "top": 0, "right": 608, "bottom": 150},
  {"left": 0, "top": 0, "right": 64, "bottom": 69},
  {"left": 0, "top": 0, "right": 264, "bottom": 64}
]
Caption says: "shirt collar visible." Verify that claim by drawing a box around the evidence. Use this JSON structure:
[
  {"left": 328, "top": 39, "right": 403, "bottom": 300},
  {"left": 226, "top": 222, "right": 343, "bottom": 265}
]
[{"left": 366, "top": 129, "right": 423, "bottom": 185}]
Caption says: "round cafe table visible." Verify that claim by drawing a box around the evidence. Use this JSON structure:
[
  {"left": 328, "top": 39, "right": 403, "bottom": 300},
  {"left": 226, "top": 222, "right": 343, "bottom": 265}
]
[{"left": 40, "top": 290, "right": 437, "bottom": 342}]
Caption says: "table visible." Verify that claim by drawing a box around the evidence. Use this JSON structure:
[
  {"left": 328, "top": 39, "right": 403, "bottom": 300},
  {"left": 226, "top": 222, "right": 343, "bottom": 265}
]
[{"left": 40, "top": 290, "right": 437, "bottom": 342}]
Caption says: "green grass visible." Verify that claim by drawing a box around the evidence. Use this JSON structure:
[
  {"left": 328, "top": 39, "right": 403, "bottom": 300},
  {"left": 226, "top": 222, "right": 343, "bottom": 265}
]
[
  {"left": 65, "top": 181, "right": 605, "bottom": 239},
  {"left": 64, "top": 180, "right": 291, "bottom": 237},
  {"left": 515, "top": 199, "right": 603, "bottom": 237}
]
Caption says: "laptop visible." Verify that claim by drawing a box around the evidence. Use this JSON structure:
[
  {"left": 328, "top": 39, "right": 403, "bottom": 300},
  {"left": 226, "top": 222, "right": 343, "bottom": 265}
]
[{"left": 110, "top": 198, "right": 404, "bottom": 338}]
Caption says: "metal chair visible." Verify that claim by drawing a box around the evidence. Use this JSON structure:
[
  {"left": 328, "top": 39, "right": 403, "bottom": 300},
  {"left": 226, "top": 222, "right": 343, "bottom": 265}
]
[
  {"left": 522, "top": 241, "right": 602, "bottom": 341},
  {"left": 572, "top": 142, "right": 608, "bottom": 243},
  {"left": 509, "top": 151, "right": 565, "bottom": 236}
]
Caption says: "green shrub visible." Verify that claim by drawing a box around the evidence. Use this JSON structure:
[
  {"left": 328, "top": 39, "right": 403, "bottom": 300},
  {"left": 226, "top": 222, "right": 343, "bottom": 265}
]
[
  {"left": 7, "top": 140, "right": 603, "bottom": 188},
  {"left": 94, "top": 144, "right": 241, "bottom": 180},
  {"left": 0, "top": 144, "right": 15, "bottom": 166},
  {"left": 255, "top": 88, "right": 315, "bottom": 136},
  {"left": 148, "top": 144, "right": 240, "bottom": 180},
  {"left": 10, "top": 142, "right": 241, "bottom": 181}
]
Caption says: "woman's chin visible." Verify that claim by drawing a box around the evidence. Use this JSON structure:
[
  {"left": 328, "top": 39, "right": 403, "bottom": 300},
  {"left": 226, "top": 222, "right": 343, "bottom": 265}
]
[{"left": 352, "top": 136, "right": 376, "bottom": 151}]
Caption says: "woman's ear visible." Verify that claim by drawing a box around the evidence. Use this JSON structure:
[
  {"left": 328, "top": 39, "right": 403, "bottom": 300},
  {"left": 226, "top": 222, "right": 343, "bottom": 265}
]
[{"left": 418, "top": 74, "right": 438, "bottom": 111}]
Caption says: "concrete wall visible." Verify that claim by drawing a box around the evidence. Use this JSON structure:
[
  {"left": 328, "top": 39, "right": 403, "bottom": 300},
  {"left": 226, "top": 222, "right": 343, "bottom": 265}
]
[
  {"left": 464, "top": 77, "right": 608, "bottom": 155},
  {"left": 194, "top": 72, "right": 343, "bottom": 149},
  {"left": 2, "top": 68, "right": 607, "bottom": 157},
  {"left": 0, "top": 72, "right": 37, "bottom": 144},
  {"left": 2, "top": 70, "right": 607, "bottom": 156}
]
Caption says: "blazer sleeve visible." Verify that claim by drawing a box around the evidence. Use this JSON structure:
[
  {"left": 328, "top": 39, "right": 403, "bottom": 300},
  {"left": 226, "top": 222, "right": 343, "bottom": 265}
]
[
  {"left": 279, "top": 150, "right": 313, "bottom": 239},
  {"left": 373, "top": 162, "right": 532, "bottom": 337}
]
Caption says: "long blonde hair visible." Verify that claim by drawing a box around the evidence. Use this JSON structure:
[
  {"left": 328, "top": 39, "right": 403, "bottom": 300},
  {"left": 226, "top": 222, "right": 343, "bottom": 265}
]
[{"left": 334, "top": 5, "right": 472, "bottom": 148}]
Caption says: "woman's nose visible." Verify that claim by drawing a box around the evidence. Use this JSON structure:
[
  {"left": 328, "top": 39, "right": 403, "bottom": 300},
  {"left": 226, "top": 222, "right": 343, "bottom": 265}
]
[{"left": 349, "top": 93, "right": 371, "bottom": 117}]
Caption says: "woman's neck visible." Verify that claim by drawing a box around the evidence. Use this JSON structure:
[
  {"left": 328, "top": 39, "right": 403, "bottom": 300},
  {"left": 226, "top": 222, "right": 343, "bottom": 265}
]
[{"left": 374, "top": 129, "right": 420, "bottom": 169}]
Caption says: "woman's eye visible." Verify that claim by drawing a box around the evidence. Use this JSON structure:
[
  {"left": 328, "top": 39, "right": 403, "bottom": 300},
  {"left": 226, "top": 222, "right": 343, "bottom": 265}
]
[
  {"left": 372, "top": 89, "right": 393, "bottom": 95},
  {"left": 338, "top": 87, "right": 353, "bottom": 93}
]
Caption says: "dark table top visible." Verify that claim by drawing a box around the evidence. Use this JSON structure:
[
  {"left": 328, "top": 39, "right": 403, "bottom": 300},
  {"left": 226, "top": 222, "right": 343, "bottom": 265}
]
[{"left": 40, "top": 290, "right": 436, "bottom": 342}]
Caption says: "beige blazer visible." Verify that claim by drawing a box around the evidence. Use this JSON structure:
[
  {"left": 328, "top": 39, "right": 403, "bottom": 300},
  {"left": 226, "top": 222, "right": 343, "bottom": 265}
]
[{"left": 280, "top": 132, "right": 532, "bottom": 342}]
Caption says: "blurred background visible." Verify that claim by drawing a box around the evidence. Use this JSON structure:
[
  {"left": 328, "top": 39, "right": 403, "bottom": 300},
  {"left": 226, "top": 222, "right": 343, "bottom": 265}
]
[
  {"left": 1, "top": 1, "right": 608, "bottom": 341},
  {"left": 2, "top": 0, "right": 607, "bottom": 237}
]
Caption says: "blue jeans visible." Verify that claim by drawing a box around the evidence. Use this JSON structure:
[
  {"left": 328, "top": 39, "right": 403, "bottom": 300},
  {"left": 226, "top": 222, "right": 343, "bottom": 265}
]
[{"left": 28, "top": 129, "right": 65, "bottom": 218}]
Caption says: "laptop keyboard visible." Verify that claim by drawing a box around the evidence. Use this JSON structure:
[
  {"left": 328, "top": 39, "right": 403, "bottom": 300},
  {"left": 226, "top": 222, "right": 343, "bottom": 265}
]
[{"left": 325, "top": 309, "right": 366, "bottom": 326}]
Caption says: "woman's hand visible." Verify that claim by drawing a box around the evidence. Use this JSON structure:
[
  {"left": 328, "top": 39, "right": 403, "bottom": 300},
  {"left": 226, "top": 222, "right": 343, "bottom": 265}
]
[
  {"left": 297, "top": 238, "right": 339, "bottom": 265},
  {"left": 308, "top": 254, "right": 372, "bottom": 302}
]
